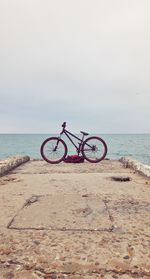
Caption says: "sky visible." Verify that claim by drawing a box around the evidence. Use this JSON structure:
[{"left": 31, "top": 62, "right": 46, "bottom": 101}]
[{"left": 0, "top": 0, "right": 150, "bottom": 133}]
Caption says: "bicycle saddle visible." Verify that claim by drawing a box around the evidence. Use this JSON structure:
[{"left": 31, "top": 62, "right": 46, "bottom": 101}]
[{"left": 80, "top": 131, "right": 89, "bottom": 136}]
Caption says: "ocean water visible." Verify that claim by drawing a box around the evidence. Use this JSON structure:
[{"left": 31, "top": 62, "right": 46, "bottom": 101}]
[{"left": 0, "top": 134, "right": 149, "bottom": 165}]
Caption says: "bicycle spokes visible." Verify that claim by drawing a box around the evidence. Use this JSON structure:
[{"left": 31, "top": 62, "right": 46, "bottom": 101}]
[
  {"left": 40, "top": 137, "right": 67, "bottom": 164},
  {"left": 82, "top": 137, "right": 107, "bottom": 162}
]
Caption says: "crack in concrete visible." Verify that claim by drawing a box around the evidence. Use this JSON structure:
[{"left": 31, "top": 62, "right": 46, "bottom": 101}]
[
  {"left": 7, "top": 227, "right": 114, "bottom": 232},
  {"left": 7, "top": 195, "right": 43, "bottom": 229},
  {"left": 103, "top": 198, "right": 114, "bottom": 222},
  {"left": 23, "top": 195, "right": 41, "bottom": 208}
]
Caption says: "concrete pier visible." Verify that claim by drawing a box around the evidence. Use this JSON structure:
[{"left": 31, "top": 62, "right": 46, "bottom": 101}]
[{"left": 0, "top": 159, "right": 149, "bottom": 278}]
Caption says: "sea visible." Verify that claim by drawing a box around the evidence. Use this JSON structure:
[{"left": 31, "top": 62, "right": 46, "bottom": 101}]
[{"left": 0, "top": 134, "right": 149, "bottom": 165}]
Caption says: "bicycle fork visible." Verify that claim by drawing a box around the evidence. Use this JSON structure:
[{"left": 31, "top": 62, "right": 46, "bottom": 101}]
[{"left": 53, "top": 138, "right": 61, "bottom": 151}]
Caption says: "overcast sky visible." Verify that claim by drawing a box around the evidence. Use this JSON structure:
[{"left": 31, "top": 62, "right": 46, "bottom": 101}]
[{"left": 0, "top": 0, "right": 150, "bottom": 133}]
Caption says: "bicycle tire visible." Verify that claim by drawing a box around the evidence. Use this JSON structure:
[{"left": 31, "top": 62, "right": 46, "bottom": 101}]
[
  {"left": 82, "top": 136, "right": 107, "bottom": 163},
  {"left": 40, "top": 137, "right": 67, "bottom": 164}
]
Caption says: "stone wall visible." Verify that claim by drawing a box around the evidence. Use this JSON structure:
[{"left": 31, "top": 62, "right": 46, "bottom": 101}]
[
  {"left": 0, "top": 156, "right": 30, "bottom": 176},
  {"left": 120, "top": 156, "right": 150, "bottom": 178}
]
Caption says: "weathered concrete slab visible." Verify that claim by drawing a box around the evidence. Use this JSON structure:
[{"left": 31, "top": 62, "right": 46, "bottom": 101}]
[
  {"left": 8, "top": 193, "right": 150, "bottom": 235},
  {"left": 8, "top": 194, "right": 111, "bottom": 230}
]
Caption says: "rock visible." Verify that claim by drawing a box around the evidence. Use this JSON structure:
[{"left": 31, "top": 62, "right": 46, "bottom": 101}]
[
  {"left": 111, "top": 176, "right": 131, "bottom": 182},
  {"left": 123, "top": 255, "right": 130, "bottom": 260},
  {"left": 24, "top": 262, "right": 36, "bottom": 270},
  {"left": 127, "top": 245, "right": 135, "bottom": 258},
  {"left": 33, "top": 240, "right": 40, "bottom": 245}
]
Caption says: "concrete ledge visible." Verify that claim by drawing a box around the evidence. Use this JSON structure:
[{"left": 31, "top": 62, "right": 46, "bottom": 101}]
[
  {"left": 0, "top": 156, "right": 30, "bottom": 176},
  {"left": 120, "top": 156, "right": 150, "bottom": 178}
]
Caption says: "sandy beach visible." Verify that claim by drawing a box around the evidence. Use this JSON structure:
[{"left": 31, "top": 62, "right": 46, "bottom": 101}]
[{"left": 0, "top": 159, "right": 150, "bottom": 278}]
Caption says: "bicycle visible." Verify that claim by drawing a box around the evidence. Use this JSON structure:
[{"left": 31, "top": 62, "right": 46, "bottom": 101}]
[{"left": 40, "top": 122, "right": 107, "bottom": 164}]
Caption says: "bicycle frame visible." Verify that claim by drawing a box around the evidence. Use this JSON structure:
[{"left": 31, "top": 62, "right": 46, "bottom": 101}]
[
  {"left": 60, "top": 129, "right": 85, "bottom": 154},
  {"left": 40, "top": 122, "right": 108, "bottom": 163}
]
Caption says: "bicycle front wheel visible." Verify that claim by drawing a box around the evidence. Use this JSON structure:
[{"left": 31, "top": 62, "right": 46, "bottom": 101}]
[
  {"left": 82, "top": 136, "right": 107, "bottom": 163},
  {"left": 40, "top": 137, "right": 67, "bottom": 164}
]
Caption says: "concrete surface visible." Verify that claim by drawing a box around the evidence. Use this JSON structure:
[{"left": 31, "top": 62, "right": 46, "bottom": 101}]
[{"left": 0, "top": 159, "right": 150, "bottom": 279}]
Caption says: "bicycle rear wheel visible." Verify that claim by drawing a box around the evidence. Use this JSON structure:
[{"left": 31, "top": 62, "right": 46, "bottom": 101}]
[
  {"left": 40, "top": 137, "right": 67, "bottom": 164},
  {"left": 82, "top": 136, "right": 107, "bottom": 163}
]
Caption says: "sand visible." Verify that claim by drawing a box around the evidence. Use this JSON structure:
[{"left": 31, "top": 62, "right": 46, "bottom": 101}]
[{"left": 0, "top": 159, "right": 150, "bottom": 278}]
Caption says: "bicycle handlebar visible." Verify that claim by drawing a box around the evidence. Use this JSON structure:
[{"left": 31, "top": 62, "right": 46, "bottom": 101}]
[
  {"left": 60, "top": 122, "right": 66, "bottom": 135},
  {"left": 62, "top": 122, "right": 66, "bottom": 128}
]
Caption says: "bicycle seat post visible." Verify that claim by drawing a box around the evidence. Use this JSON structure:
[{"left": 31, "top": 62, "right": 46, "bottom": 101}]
[
  {"left": 76, "top": 134, "right": 82, "bottom": 155},
  {"left": 79, "top": 134, "right": 84, "bottom": 150},
  {"left": 81, "top": 134, "right": 85, "bottom": 142}
]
